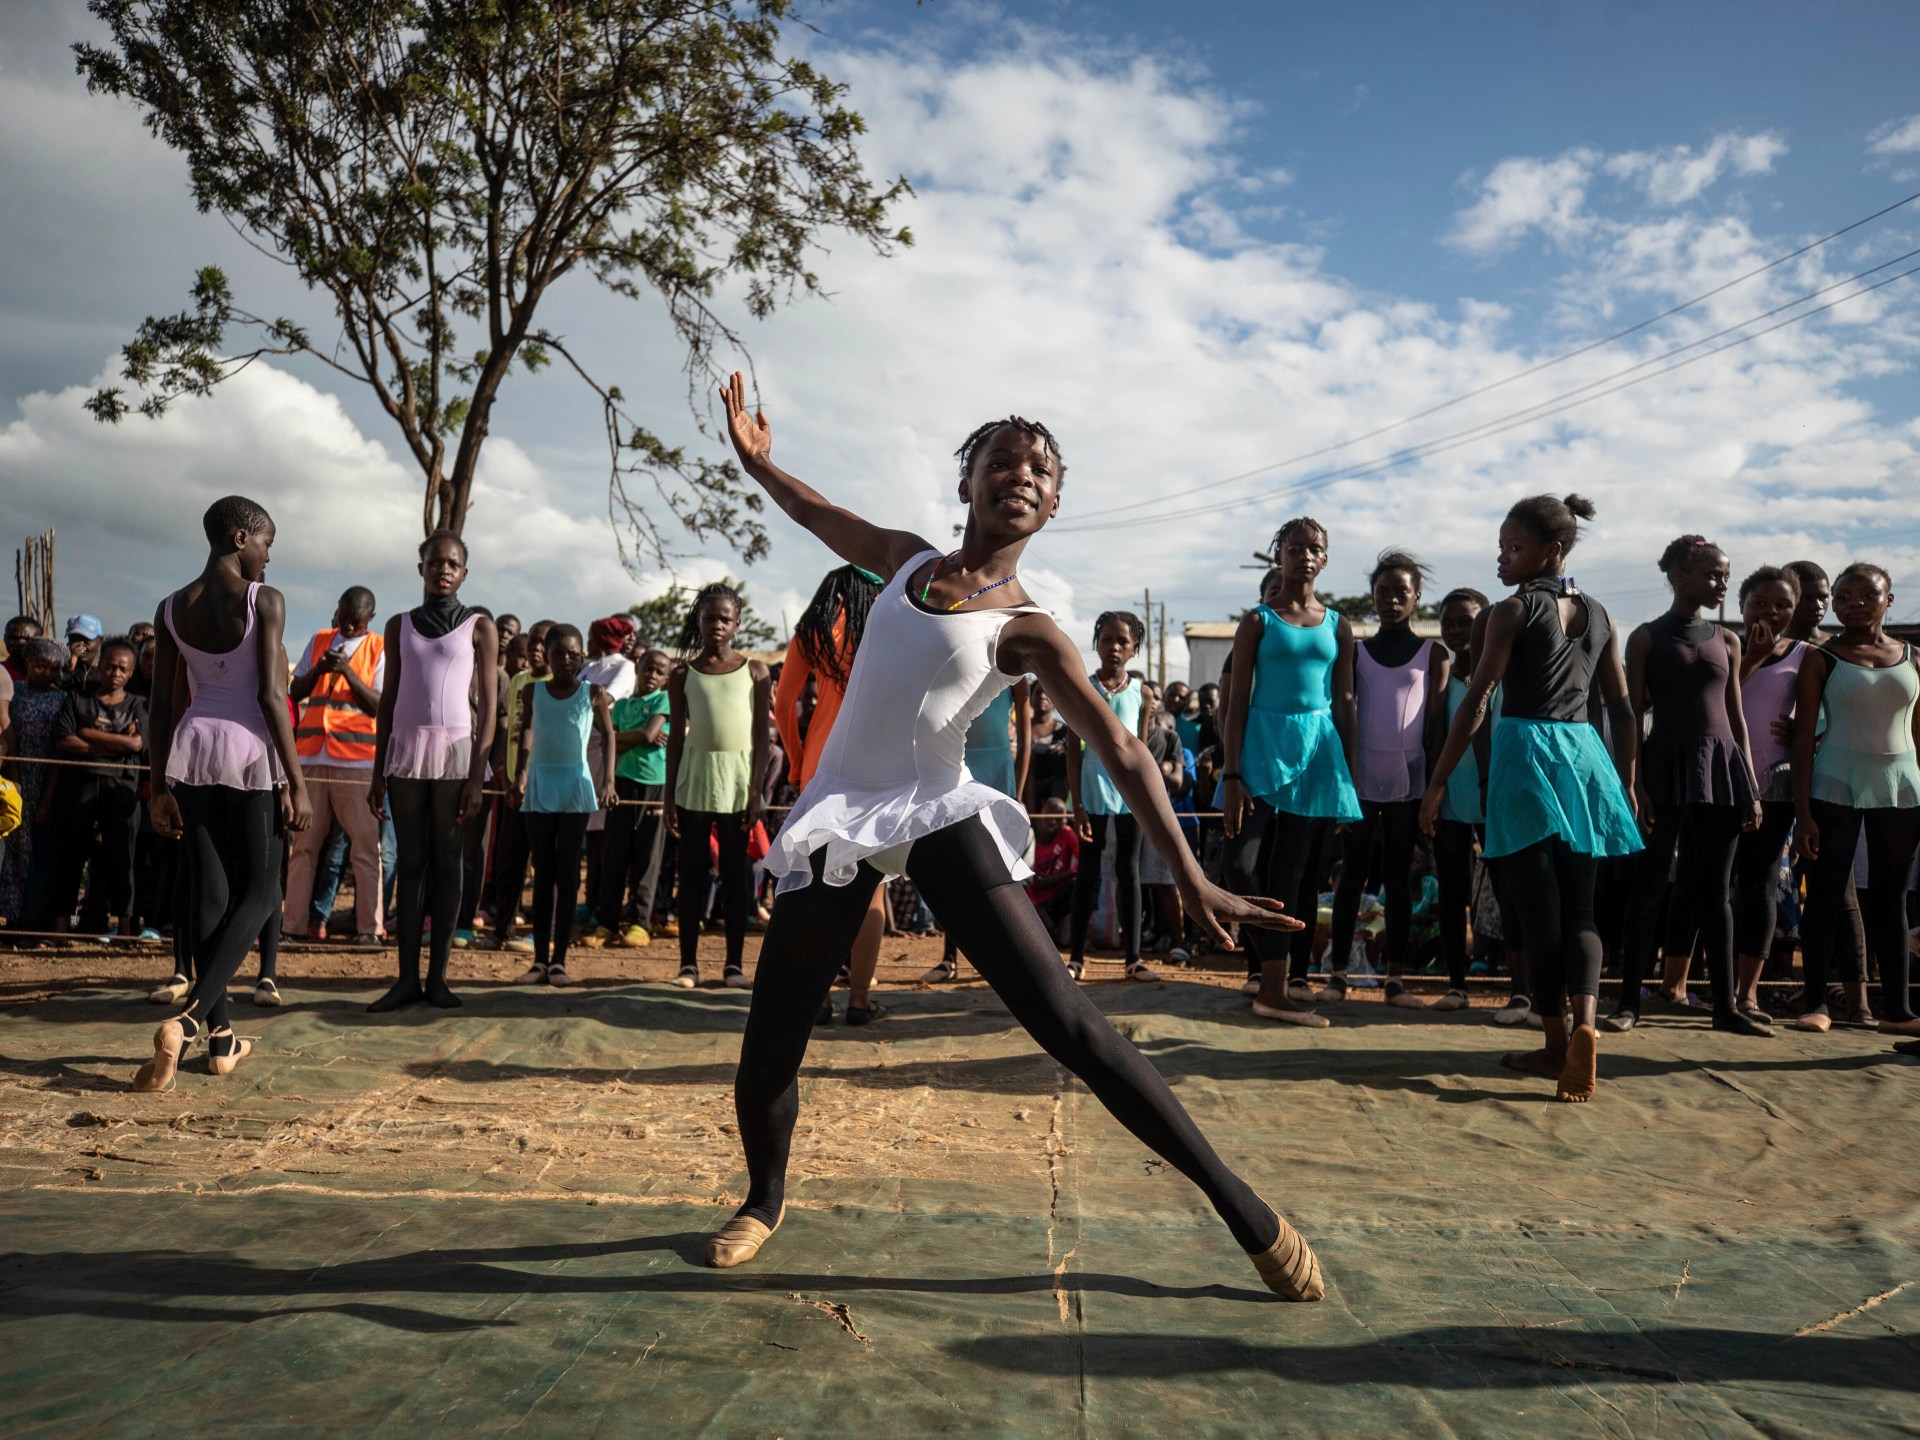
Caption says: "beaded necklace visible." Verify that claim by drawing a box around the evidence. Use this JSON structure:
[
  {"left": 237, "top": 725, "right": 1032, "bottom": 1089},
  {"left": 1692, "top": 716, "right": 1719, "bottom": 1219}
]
[{"left": 919, "top": 552, "right": 1020, "bottom": 612}]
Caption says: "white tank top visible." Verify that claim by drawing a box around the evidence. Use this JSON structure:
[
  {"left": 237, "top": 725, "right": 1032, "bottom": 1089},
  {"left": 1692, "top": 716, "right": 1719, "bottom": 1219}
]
[{"left": 766, "top": 549, "right": 1045, "bottom": 892}]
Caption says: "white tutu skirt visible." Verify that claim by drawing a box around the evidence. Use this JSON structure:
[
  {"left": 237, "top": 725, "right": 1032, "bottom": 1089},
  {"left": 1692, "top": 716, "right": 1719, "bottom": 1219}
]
[
  {"left": 384, "top": 728, "right": 473, "bottom": 782},
  {"left": 166, "top": 715, "right": 283, "bottom": 791},
  {"left": 768, "top": 777, "right": 1034, "bottom": 893}
]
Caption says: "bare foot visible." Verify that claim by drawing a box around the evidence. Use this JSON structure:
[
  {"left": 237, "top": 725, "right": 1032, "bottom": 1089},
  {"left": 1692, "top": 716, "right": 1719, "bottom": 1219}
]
[
  {"left": 1502, "top": 1047, "right": 1563, "bottom": 1080},
  {"left": 1556, "top": 1025, "right": 1597, "bottom": 1103}
]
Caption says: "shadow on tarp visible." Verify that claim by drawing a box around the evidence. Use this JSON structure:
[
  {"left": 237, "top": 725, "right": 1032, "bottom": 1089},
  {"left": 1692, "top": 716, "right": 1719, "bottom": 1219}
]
[
  {"left": 0, "top": 1237, "right": 1275, "bottom": 1333},
  {"left": 948, "top": 1325, "right": 1920, "bottom": 1391}
]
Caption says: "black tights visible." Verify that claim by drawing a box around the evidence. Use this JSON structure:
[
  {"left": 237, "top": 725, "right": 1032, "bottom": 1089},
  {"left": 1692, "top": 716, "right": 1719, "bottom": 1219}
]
[
  {"left": 1435, "top": 819, "right": 1523, "bottom": 993},
  {"left": 1069, "top": 812, "right": 1141, "bottom": 965},
  {"left": 1329, "top": 799, "right": 1420, "bottom": 978},
  {"left": 732, "top": 816, "right": 1277, "bottom": 1253},
  {"left": 677, "top": 809, "right": 749, "bottom": 972},
  {"left": 1732, "top": 801, "right": 1795, "bottom": 958},
  {"left": 526, "top": 811, "right": 589, "bottom": 972},
  {"left": 390, "top": 777, "right": 467, "bottom": 987},
  {"left": 1501, "top": 837, "right": 1601, "bottom": 1016},
  {"left": 1801, "top": 801, "right": 1920, "bottom": 1021},
  {"left": 173, "top": 785, "right": 283, "bottom": 1035},
  {"left": 1219, "top": 800, "right": 1327, "bottom": 980},
  {"left": 1618, "top": 803, "right": 1744, "bottom": 1016}
]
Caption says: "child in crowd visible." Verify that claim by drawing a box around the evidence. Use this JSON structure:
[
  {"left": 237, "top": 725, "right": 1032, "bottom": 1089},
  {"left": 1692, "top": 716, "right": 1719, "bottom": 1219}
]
[
  {"left": 494, "top": 621, "right": 551, "bottom": 951},
  {"left": 1323, "top": 551, "right": 1451, "bottom": 1009},
  {"left": 587, "top": 647, "right": 673, "bottom": 949},
  {"left": 1026, "top": 797, "right": 1079, "bottom": 940},
  {"left": 368, "top": 532, "right": 497, "bottom": 1011},
  {"left": 511, "top": 624, "right": 616, "bottom": 986},
  {"left": 1067, "top": 612, "right": 1157, "bottom": 981},
  {"left": 51, "top": 635, "right": 147, "bottom": 937},
  {"left": 666, "top": 583, "right": 771, "bottom": 988},
  {"left": 0, "top": 638, "right": 71, "bottom": 936}
]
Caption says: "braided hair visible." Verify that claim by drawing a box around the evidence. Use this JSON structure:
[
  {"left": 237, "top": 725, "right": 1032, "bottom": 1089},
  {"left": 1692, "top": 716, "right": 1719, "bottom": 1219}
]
[
  {"left": 1092, "top": 610, "right": 1145, "bottom": 648},
  {"left": 954, "top": 417, "right": 1065, "bottom": 482},
  {"left": 794, "top": 565, "right": 881, "bottom": 689},
  {"left": 1271, "top": 516, "right": 1328, "bottom": 556},
  {"left": 677, "top": 582, "right": 743, "bottom": 655}
]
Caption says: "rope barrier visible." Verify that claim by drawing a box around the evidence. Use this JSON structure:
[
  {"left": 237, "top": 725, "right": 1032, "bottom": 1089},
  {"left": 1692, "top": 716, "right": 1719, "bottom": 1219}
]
[{"left": 0, "top": 752, "right": 1232, "bottom": 817}]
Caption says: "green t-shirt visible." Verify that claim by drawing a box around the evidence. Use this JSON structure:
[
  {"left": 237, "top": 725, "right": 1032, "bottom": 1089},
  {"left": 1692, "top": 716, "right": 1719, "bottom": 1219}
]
[{"left": 612, "top": 689, "right": 671, "bottom": 785}]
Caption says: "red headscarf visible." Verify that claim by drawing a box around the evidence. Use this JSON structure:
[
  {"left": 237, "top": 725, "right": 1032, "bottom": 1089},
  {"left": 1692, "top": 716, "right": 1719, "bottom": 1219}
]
[{"left": 588, "top": 615, "right": 635, "bottom": 655}]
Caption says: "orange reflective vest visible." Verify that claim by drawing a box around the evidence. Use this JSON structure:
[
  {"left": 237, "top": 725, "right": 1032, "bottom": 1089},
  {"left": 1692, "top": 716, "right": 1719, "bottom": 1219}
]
[{"left": 294, "top": 629, "right": 382, "bottom": 764}]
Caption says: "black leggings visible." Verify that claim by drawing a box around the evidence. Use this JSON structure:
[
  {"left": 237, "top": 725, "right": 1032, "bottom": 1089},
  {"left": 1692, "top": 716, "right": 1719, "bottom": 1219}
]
[
  {"left": 526, "top": 811, "right": 589, "bottom": 971},
  {"left": 491, "top": 802, "right": 529, "bottom": 940},
  {"left": 1329, "top": 799, "right": 1420, "bottom": 978},
  {"left": 389, "top": 777, "right": 468, "bottom": 984},
  {"left": 1732, "top": 800, "right": 1795, "bottom": 958},
  {"left": 1219, "top": 800, "right": 1327, "bottom": 980},
  {"left": 53, "top": 779, "right": 141, "bottom": 926},
  {"left": 1801, "top": 801, "right": 1920, "bottom": 1021},
  {"left": 1618, "top": 802, "right": 1744, "bottom": 1015},
  {"left": 1435, "top": 819, "right": 1523, "bottom": 993},
  {"left": 732, "top": 816, "right": 1277, "bottom": 1252},
  {"left": 174, "top": 784, "right": 284, "bottom": 1033},
  {"left": 1069, "top": 812, "right": 1141, "bottom": 965},
  {"left": 1501, "top": 837, "right": 1602, "bottom": 1016},
  {"left": 677, "top": 809, "right": 749, "bottom": 972}
]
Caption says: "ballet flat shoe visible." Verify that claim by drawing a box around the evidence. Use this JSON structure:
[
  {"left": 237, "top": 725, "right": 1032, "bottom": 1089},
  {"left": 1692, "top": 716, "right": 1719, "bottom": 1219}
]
[
  {"left": 132, "top": 1019, "right": 189, "bottom": 1093},
  {"left": 1792, "top": 1011, "right": 1832, "bottom": 1034},
  {"left": 1250, "top": 999, "right": 1331, "bottom": 1028},
  {"left": 1249, "top": 1205, "right": 1325, "bottom": 1302},
  {"left": 208, "top": 1029, "right": 254, "bottom": 1077},
  {"left": 706, "top": 1205, "right": 785, "bottom": 1269}
]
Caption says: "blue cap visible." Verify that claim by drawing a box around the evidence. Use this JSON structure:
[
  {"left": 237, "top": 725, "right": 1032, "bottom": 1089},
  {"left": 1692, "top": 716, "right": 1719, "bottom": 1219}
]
[{"left": 64, "top": 614, "right": 103, "bottom": 641}]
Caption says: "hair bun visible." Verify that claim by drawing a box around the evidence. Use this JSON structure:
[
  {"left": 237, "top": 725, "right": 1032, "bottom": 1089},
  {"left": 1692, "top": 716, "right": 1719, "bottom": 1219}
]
[{"left": 1562, "top": 494, "right": 1597, "bottom": 521}]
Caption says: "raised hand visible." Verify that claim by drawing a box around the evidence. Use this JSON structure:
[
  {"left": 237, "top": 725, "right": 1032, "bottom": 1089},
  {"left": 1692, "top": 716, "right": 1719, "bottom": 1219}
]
[
  {"left": 720, "top": 372, "right": 772, "bottom": 469},
  {"left": 1740, "top": 619, "right": 1775, "bottom": 681},
  {"left": 1179, "top": 879, "right": 1301, "bottom": 952}
]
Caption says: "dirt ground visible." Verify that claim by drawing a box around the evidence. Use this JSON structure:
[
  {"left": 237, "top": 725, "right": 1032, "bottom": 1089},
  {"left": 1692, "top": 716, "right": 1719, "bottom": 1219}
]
[{"left": 3, "top": 933, "right": 1916, "bottom": 1436}]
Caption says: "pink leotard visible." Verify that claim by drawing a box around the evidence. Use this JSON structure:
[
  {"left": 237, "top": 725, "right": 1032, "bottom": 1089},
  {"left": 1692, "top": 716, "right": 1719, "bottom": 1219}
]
[
  {"left": 164, "top": 581, "right": 285, "bottom": 790},
  {"left": 1740, "top": 639, "right": 1805, "bottom": 800},
  {"left": 384, "top": 613, "right": 479, "bottom": 781},
  {"left": 1354, "top": 639, "right": 1433, "bottom": 803}
]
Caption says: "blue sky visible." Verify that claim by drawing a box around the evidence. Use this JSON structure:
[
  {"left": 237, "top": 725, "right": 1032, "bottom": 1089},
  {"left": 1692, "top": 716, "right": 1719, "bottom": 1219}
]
[{"left": 4, "top": 0, "right": 1918, "bottom": 661}]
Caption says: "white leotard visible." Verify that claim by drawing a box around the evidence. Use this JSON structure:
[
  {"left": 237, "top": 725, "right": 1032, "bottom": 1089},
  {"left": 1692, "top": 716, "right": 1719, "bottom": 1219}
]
[{"left": 767, "top": 549, "right": 1044, "bottom": 892}]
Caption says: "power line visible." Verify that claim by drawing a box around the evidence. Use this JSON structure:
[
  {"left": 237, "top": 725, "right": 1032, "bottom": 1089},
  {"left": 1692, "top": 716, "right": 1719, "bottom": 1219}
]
[
  {"left": 1058, "top": 188, "right": 1920, "bottom": 528},
  {"left": 1055, "top": 261, "right": 1920, "bottom": 536}
]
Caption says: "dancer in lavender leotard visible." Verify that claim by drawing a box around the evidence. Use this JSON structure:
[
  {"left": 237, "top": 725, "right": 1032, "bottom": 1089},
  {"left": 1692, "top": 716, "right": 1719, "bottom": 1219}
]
[{"left": 134, "top": 496, "right": 311, "bottom": 1091}]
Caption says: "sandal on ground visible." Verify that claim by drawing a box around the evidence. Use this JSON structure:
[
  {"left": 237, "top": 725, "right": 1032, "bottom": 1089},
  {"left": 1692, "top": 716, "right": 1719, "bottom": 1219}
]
[
  {"left": 1248, "top": 1202, "right": 1325, "bottom": 1302},
  {"left": 846, "top": 1000, "right": 888, "bottom": 1026},
  {"left": 917, "top": 960, "right": 959, "bottom": 984},
  {"left": 1430, "top": 989, "right": 1471, "bottom": 1012},
  {"left": 1251, "top": 998, "right": 1330, "bottom": 1028},
  {"left": 208, "top": 1027, "right": 254, "bottom": 1076},
  {"left": 515, "top": 963, "right": 549, "bottom": 985},
  {"left": 1491, "top": 996, "right": 1532, "bottom": 1026},
  {"left": 724, "top": 967, "right": 752, "bottom": 989},
  {"left": 814, "top": 998, "right": 835, "bottom": 1026},
  {"left": 671, "top": 966, "right": 698, "bottom": 989},
  {"left": 1385, "top": 982, "right": 1427, "bottom": 1010},
  {"left": 252, "top": 978, "right": 282, "bottom": 1008},
  {"left": 1892, "top": 1038, "right": 1920, "bottom": 1057},
  {"left": 133, "top": 1016, "right": 197, "bottom": 1093},
  {"left": 706, "top": 1205, "right": 785, "bottom": 1269},
  {"left": 545, "top": 965, "right": 577, "bottom": 987},
  {"left": 1736, "top": 1002, "right": 1773, "bottom": 1026},
  {"left": 1125, "top": 962, "right": 1161, "bottom": 982},
  {"left": 148, "top": 974, "right": 190, "bottom": 1005},
  {"left": 1597, "top": 1009, "right": 1639, "bottom": 1034}
]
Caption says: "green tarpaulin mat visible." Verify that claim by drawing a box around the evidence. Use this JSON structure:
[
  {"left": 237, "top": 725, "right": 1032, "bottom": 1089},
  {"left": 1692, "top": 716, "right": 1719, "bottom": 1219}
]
[{"left": 3, "top": 978, "right": 1916, "bottom": 1435}]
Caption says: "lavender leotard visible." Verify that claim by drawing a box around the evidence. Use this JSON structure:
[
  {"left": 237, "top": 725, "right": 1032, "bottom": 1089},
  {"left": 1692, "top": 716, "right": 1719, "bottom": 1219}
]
[
  {"left": 385, "top": 613, "right": 480, "bottom": 781},
  {"left": 164, "top": 581, "right": 285, "bottom": 791},
  {"left": 1740, "top": 640, "right": 1805, "bottom": 803},
  {"left": 1353, "top": 639, "right": 1433, "bottom": 803}
]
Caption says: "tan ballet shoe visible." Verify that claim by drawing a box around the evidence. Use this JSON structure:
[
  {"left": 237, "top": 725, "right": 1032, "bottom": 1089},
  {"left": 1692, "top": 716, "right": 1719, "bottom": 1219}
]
[
  {"left": 132, "top": 1018, "right": 189, "bottom": 1093},
  {"left": 1251, "top": 999, "right": 1331, "bottom": 1028},
  {"left": 1248, "top": 1204, "right": 1325, "bottom": 1302},
  {"left": 208, "top": 1028, "right": 254, "bottom": 1077},
  {"left": 1792, "top": 1011, "right": 1832, "bottom": 1034},
  {"left": 706, "top": 1204, "right": 785, "bottom": 1269}
]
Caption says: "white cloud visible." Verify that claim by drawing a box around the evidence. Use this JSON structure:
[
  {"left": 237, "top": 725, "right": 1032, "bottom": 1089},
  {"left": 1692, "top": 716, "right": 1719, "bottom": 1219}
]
[
  {"left": 1450, "top": 131, "right": 1787, "bottom": 255},
  {"left": 1867, "top": 114, "right": 1920, "bottom": 155},
  {"left": 6, "top": 22, "right": 1920, "bottom": 675},
  {"left": 1604, "top": 130, "right": 1787, "bottom": 205}
]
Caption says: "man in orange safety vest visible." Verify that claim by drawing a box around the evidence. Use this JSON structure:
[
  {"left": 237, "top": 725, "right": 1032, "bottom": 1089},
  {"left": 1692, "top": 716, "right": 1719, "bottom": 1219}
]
[{"left": 284, "top": 587, "right": 386, "bottom": 942}]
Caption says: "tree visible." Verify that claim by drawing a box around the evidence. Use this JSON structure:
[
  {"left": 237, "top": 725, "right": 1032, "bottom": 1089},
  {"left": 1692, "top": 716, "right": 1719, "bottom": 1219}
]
[
  {"left": 627, "top": 576, "right": 779, "bottom": 652},
  {"left": 75, "top": 0, "right": 910, "bottom": 566}
]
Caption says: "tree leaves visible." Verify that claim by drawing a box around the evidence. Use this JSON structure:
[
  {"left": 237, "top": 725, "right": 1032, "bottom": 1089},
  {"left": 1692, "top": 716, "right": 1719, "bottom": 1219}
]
[{"left": 76, "top": 0, "right": 908, "bottom": 567}]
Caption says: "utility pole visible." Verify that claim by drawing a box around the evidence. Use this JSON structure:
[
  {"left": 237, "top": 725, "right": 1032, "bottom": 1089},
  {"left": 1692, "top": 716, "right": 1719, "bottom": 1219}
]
[
  {"left": 1157, "top": 604, "right": 1167, "bottom": 689},
  {"left": 1142, "top": 588, "right": 1152, "bottom": 683}
]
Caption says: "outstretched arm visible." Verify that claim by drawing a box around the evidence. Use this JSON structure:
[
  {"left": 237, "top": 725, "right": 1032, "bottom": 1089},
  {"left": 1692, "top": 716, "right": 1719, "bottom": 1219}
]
[
  {"left": 721, "top": 372, "right": 930, "bottom": 580},
  {"left": 1000, "top": 613, "right": 1297, "bottom": 948}
]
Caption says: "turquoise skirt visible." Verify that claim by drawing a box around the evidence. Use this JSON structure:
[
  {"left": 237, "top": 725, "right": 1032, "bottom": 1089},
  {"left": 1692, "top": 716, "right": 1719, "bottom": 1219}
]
[
  {"left": 1484, "top": 718, "right": 1642, "bottom": 859},
  {"left": 1243, "top": 707, "right": 1361, "bottom": 823}
]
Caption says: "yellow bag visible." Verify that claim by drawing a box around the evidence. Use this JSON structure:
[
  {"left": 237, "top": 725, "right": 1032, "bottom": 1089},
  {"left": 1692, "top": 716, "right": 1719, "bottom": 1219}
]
[{"left": 0, "top": 773, "right": 21, "bottom": 840}]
